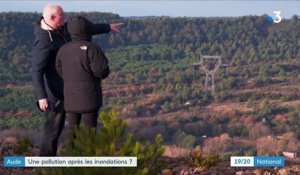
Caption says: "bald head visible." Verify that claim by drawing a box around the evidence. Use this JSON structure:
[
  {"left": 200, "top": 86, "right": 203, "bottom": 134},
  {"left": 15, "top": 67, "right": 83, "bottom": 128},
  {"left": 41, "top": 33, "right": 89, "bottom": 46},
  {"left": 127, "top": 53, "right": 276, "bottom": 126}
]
[{"left": 42, "top": 4, "right": 64, "bottom": 29}]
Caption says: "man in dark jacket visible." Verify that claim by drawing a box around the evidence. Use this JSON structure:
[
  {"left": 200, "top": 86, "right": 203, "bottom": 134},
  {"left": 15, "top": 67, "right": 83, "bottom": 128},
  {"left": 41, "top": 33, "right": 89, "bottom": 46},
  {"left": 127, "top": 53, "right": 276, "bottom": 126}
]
[
  {"left": 56, "top": 16, "right": 109, "bottom": 134},
  {"left": 31, "top": 4, "right": 122, "bottom": 156}
]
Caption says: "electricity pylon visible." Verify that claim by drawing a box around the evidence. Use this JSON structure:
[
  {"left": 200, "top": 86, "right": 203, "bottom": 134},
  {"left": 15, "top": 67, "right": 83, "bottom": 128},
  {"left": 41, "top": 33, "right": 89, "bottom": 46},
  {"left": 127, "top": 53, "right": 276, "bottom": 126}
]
[{"left": 193, "top": 55, "right": 223, "bottom": 95}]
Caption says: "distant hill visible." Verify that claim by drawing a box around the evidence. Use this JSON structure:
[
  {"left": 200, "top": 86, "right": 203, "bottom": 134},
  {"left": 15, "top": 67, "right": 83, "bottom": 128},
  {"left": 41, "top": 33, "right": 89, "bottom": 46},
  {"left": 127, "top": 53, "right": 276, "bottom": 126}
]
[{"left": 1, "top": 12, "right": 299, "bottom": 83}]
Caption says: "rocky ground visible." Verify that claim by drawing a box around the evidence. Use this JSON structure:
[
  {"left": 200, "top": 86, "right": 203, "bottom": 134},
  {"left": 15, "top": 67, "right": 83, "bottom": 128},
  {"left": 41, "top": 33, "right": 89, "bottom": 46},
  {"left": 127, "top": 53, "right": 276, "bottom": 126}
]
[{"left": 1, "top": 137, "right": 299, "bottom": 175}]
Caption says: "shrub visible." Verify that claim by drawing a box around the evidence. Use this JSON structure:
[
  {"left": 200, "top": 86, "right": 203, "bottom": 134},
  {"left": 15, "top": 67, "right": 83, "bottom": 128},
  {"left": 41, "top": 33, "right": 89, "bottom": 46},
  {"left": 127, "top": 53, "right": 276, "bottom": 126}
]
[
  {"left": 39, "top": 109, "right": 165, "bottom": 175},
  {"left": 188, "top": 146, "right": 220, "bottom": 169},
  {"left": 172, "top": 130, "right": 196, "bottom": 149},
  {"left": 15, "top": 136, "right": 33, "bottom": 155}
]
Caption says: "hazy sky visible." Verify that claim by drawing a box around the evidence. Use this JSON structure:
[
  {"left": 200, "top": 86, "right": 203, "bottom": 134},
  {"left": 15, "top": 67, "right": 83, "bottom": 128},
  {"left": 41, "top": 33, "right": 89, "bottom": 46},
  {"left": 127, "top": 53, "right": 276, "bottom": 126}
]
[{"left": 0, "top": 1, "right": 299, "bottom": 18}]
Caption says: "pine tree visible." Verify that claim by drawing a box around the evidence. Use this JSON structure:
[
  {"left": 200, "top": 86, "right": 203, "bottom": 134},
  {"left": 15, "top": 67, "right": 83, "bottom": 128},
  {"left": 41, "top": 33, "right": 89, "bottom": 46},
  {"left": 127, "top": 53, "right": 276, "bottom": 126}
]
[{"left": 40, "top": 109, "right": 165, "bottom": 175}]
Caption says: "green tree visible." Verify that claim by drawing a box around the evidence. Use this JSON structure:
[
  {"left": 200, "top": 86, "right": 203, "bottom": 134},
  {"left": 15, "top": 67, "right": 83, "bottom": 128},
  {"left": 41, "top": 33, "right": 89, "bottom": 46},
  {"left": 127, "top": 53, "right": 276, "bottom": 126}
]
[
  {"left": 172, "top": 130, "right": 196, "bottom": 149},
  {"left": 40, "top": 109, "right": 165, "bottom": 175}
]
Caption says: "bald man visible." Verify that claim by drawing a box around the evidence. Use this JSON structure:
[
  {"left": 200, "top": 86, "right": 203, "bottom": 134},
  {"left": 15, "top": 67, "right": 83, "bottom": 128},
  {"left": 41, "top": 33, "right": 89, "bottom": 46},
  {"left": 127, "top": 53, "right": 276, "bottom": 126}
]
[{"left": 31, "top": 4, "right": 123, "bottom": 156}]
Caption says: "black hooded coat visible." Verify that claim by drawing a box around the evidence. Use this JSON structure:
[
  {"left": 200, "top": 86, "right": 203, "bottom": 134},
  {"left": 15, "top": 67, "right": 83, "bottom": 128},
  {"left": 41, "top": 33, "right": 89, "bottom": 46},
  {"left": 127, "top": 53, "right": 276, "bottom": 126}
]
[{"left": 56, "top": 16, "right": 110, "bottom": 113}]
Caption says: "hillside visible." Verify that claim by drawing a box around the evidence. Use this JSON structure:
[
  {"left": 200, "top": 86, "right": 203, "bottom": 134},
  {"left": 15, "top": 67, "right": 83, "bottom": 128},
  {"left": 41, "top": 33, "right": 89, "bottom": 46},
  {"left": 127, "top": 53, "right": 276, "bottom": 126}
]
[{"left": 1, "top": 12, "right": 300, "bottom": 167}]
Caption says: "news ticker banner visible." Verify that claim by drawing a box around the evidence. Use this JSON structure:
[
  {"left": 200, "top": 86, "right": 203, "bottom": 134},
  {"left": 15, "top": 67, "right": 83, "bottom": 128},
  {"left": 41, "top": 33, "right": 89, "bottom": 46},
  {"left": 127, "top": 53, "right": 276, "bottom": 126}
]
[
  {"left": 3, "top": 156, "right": 284, "bottom": 168},
  {"left": 3, "top": 157, "right": 137, "bottom": 167},
  {"left": 230, "top": 156, "right": 285, "bottom": 167}
]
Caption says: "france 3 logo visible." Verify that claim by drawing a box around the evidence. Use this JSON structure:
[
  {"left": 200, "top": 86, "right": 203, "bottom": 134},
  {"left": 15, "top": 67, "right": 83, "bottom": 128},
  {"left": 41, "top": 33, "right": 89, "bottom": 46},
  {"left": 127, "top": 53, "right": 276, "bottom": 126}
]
[{"left": 267, "top": 11, "right": 282, "bottom": 23}]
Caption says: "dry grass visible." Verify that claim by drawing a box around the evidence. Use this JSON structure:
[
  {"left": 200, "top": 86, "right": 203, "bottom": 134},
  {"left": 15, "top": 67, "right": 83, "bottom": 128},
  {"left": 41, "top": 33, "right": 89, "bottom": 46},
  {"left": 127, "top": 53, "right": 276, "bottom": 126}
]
[
  {"left": 163, "top": 145, "right": 190, "bottom": 158},
  {"left": 206, "top": 102, "right": 253, "bottom": 113}
]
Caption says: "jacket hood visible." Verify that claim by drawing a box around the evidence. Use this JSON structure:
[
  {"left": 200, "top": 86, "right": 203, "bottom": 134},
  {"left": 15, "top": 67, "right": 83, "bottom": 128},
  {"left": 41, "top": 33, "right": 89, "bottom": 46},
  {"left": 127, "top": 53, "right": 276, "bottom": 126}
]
[{"left": 67, "top": 16, "right": 93, "bottom": 41}]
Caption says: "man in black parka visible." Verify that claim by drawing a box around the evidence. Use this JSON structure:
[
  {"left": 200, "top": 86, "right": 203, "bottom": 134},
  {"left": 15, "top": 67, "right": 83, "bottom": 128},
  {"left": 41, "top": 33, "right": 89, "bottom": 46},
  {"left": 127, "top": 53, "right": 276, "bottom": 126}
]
[
  {"left": 31, "top": 4, "right": 122, "bottom": 156},
  {"left": 56, "top": 16, "right": 109, "bottom": 136}
]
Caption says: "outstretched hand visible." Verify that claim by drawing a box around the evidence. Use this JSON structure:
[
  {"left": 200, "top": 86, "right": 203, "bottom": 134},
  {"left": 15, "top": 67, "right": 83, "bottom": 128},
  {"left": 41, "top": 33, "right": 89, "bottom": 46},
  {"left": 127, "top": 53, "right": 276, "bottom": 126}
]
[{"left": 110, "top": 23, "right": 124, "bottom": 32}]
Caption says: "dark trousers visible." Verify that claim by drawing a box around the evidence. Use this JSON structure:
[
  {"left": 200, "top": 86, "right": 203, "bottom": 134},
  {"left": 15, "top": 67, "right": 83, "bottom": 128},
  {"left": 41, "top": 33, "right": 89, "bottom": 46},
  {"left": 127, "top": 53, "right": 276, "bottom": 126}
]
[
  {"left": 67, "top": 111, "right": 98, "bottom": 131},
  {"left": 39, "top": 100, "right": 65, "bottom": 156},
  {"left": 67, "top": 111, "right": 98, "bottom": 145}
]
